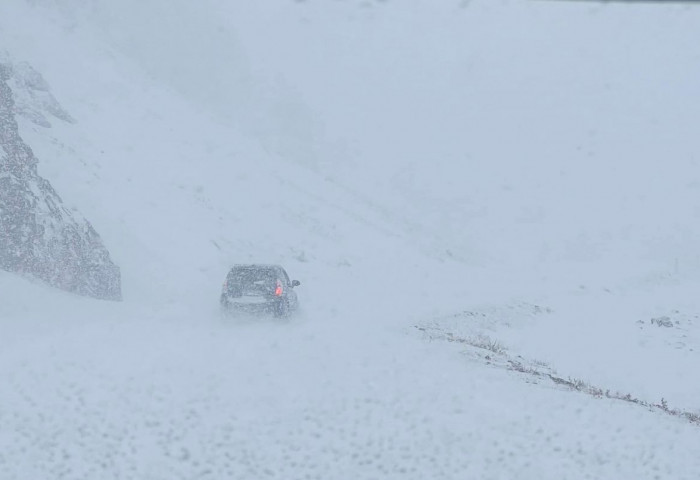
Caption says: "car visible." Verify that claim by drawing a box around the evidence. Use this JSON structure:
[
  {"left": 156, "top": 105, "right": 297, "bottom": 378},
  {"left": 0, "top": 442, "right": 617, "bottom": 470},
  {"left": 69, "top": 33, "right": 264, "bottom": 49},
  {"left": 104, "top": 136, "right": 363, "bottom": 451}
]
[{"left": 220, "top": 264, "right": 301, "bottom": 318}]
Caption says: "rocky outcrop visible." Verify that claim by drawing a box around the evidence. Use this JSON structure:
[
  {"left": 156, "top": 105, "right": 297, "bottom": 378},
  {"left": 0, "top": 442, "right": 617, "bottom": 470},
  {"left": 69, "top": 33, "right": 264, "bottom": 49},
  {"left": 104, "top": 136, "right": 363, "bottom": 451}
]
[
  {"left": 5, "top": 61, "right": 75, "bottom": 128},
  {"left": 0, "top": 61, "right": 121, "bottom": 300}
]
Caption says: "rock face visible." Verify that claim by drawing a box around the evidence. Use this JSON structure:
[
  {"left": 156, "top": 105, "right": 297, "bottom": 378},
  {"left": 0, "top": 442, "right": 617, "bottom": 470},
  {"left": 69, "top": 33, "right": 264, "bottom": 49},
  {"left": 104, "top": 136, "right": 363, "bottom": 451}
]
[{"left": 0, "top": 62, "right": 121, "bottom": 300}]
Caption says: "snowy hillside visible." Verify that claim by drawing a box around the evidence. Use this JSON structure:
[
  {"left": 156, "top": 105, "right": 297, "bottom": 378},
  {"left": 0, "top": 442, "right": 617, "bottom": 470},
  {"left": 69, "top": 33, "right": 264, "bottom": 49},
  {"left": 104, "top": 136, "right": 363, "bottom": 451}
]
[{"left": 1, "top": 0, "right": 700, "bottom": 478}]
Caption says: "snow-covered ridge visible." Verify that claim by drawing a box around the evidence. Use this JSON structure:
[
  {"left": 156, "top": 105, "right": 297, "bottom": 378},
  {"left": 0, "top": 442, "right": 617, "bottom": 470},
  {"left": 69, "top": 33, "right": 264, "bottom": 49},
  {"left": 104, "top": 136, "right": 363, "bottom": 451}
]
[{"left": 0, "top": 50, "right": 75, "bottom": 128}]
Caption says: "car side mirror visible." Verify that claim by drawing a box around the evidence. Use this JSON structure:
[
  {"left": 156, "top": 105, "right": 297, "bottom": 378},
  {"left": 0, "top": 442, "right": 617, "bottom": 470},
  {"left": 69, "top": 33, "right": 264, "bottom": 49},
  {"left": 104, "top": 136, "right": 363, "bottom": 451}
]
[{"left": 291, "top": 280, "right": 301, "bottom": 287}]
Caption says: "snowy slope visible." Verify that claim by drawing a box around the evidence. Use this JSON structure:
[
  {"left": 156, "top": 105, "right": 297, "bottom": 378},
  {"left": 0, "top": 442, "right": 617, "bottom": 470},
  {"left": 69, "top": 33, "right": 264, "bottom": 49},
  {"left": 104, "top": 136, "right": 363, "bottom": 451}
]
[{"left": 1, "top": 0, "right": 700, "bottom": 478}]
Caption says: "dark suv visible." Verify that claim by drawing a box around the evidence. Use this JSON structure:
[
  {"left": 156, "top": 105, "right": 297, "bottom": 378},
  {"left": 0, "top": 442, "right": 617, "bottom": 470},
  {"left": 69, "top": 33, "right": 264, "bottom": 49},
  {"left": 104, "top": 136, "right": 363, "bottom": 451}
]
[{"left": 220, "top": 264, "right": 301, "bottom": 318}]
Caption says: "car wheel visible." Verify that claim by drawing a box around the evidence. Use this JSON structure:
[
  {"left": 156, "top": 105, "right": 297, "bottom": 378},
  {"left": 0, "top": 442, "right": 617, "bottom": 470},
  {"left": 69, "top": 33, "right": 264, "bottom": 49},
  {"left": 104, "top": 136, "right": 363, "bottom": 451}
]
[
  {"left": 275, "top": 299, "right": 290, "bottom": 318},
  {"left": 219, "top": 296, "right": 234, "bottom": 318}
]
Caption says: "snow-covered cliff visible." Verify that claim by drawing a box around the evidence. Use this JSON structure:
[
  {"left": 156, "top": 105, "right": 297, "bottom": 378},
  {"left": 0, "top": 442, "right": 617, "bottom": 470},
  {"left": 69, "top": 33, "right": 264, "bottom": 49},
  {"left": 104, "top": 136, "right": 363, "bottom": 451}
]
[{"left": 0, "top": 60, "right": 121, "bottom": 300}]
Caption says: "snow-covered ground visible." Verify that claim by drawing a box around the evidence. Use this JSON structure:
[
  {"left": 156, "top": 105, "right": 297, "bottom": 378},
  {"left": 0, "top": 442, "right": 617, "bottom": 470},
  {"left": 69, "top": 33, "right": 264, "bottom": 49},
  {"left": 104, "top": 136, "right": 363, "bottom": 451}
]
[{"left": 1, "top": 0, "right": 700, "bottom": 478}]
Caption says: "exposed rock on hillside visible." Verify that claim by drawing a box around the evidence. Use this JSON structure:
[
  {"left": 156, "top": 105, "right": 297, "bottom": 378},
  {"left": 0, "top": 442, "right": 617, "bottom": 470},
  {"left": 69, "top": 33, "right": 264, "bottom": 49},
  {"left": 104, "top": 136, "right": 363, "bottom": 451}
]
[
  {"left": 6, "top": 61, "right": 75, "bottom": 128},
  {"left": 0, "top": 61, "right": 121, "bottom": 300}
]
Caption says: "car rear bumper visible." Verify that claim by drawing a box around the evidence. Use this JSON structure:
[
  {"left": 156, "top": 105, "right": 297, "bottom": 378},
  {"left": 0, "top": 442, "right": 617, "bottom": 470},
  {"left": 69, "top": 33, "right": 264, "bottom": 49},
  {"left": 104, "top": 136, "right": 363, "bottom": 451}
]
[{"left": 221, "top": 297, "right": 281, "bottom": 316}]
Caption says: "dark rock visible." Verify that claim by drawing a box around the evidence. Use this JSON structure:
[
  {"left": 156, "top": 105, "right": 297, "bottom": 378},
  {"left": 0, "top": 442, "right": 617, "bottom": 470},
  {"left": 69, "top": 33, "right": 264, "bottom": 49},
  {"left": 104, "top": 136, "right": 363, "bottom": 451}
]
[
  {"left": 650, "top": 316, "right": 673, "bottom": 328},
  {"left": 0, "top": 62, "right": 121, "bottom": 300}
]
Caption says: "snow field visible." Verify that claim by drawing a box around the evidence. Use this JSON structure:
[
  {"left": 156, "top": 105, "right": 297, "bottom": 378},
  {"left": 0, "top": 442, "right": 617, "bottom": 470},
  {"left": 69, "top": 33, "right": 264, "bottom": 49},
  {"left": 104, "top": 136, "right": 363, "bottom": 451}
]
[{"left": 1, "top": 0, "right": 700, "bottom": 478}]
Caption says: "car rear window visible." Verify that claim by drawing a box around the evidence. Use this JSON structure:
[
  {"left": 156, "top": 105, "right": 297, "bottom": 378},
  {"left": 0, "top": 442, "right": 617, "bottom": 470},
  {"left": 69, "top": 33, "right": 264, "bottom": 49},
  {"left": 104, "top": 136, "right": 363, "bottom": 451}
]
[{"left": 228, "top": 267, "right": 277, "bottom": 295}]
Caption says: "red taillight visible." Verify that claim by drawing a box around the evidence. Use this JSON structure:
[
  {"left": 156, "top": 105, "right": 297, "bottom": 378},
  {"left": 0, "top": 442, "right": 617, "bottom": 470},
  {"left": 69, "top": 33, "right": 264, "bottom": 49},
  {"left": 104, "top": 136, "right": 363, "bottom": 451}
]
[{"left": 275, "top": 280, "right": 283, "bottom": 297}]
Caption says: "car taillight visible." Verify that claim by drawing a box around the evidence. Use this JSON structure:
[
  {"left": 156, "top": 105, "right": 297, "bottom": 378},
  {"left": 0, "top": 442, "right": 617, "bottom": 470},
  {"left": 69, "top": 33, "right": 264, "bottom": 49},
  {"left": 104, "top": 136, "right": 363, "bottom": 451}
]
[{"left": 275, "top": 280, "right": 283, "bottom": 297}]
